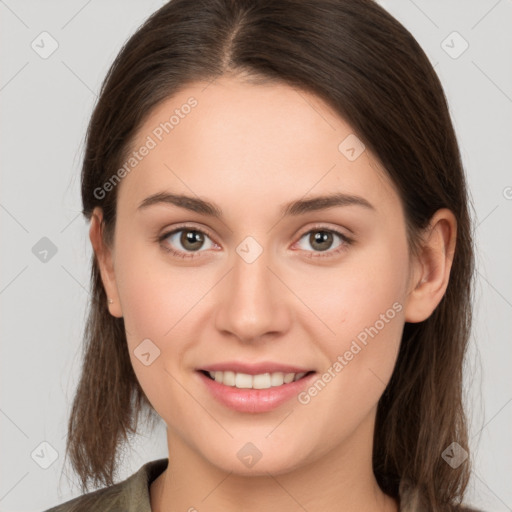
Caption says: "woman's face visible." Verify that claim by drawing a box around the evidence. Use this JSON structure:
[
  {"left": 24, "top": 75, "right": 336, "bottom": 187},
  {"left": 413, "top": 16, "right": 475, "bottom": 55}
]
[{"left": 96, "top": 75, "right": 418, "bottom": 475}]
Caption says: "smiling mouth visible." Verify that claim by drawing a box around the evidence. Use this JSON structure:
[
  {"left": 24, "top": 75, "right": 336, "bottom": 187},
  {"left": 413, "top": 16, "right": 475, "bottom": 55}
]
[{"left": 199, "top": 369, "right": 316, "bottom": 389}]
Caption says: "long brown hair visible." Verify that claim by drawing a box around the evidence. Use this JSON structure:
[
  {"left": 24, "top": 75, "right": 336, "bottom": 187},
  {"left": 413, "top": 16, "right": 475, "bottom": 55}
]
[{"left": 66, "top": 0, "right": 476, "bottom": 509}]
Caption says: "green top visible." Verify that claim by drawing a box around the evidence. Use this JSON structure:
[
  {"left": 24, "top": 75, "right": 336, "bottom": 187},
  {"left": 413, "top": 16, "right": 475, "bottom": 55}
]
[
  {"left": 44, "top": 458, "right": 168, "bottom": 512},
  {"left": 44, "top": 458, "right": 482, "bottom": 512}
]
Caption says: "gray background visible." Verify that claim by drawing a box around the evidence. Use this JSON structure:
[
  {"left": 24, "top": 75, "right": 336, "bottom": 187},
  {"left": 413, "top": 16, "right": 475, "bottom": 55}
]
[{"left": 1, "top": 1, "right": 511, "bottom": 510}]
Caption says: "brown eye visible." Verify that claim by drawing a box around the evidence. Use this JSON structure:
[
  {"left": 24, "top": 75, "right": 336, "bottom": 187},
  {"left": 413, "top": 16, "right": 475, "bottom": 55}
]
[
  {"left": 179, "top": 230, "right": 205, "bottom": 251},
  {"left": 309, "top": 231, "right": 335, "bottom": 251},
  {"left": 159, "top": 227, "right": 216, "bottom": 259},
  {"left": 295, "top": 228, "right": 352, "bottom": 258}
]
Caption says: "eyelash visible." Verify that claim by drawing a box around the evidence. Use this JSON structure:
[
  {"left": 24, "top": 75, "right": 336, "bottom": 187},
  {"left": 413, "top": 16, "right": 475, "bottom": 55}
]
[{"left": 157, "top": 223, "right": 353, "bottom": 260}]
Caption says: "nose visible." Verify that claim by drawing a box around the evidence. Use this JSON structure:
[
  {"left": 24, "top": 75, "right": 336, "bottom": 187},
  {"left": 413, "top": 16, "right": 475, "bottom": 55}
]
[{"left": 214, "top": 243, "right": 291, "bottom": 344}]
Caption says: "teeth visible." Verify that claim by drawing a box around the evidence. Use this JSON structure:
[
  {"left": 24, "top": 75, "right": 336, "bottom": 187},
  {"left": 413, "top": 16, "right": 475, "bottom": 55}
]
[
  {"left": 207, "top": 370, "right": 308, "bottom": 389},
  {"left": 235, "top": 372, "right": 253, "bottom": 388}
]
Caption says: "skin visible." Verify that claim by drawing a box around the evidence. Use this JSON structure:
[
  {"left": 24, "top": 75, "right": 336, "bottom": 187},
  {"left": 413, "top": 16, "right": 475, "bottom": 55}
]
[{"left": 90, "top": 75, "right": 457, "bottom": 512}]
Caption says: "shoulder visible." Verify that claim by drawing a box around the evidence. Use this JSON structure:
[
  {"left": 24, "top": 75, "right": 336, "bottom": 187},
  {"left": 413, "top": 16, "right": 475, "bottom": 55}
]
[
  {"left": 43, "top": 458, "right": 168, "bottom": 512},
  {"left": 398, "top": 478, "right": 486, "bottom": 512}
]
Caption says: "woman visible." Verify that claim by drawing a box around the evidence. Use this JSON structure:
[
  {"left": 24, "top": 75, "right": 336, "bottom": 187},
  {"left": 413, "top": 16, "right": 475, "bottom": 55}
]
[{"left": 45, "top": 0, "right": 482, "bottom": 510}]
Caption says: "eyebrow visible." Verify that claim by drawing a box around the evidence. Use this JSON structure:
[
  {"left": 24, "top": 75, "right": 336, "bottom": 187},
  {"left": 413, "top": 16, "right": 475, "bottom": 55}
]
[{"left": 137, "top": 191, "right": 375, "bottom": 217}]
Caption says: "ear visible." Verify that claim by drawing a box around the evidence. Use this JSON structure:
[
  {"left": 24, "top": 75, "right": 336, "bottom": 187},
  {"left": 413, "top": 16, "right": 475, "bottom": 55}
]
[
  {"left": 404, "top": 208, "right": 457, "bottom": 323},
  {"left": 89, "top": 206, "right": 123, "bottom": 318}
]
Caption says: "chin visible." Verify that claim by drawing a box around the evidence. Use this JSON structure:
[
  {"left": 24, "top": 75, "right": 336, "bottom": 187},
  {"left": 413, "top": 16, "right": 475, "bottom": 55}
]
[{"left": 196, "top": 438, "right": 312, "bottom": 477}]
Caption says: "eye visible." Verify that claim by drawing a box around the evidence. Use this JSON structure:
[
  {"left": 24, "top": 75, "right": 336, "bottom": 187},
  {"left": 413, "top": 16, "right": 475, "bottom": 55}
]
[
  {"left": 293, "top": 227, "right": 353, "bottom": 258},
  {"left": 158, "top": 225, "right": 217, "bottom": 259},
  {"left": 158, "top": 224, "right": 353, "bottom": 260}
]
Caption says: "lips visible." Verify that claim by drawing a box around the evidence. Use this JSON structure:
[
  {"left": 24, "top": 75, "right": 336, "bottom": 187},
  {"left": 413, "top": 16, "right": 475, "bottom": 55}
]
[{"left": 195, "top": 361, "right": 317, "bottom": 413}]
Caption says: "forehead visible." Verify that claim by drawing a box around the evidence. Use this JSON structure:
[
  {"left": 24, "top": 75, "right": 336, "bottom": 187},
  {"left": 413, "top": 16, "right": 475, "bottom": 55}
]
[{"left": 118, "top": 76, "right": 398, "bottom": 219}]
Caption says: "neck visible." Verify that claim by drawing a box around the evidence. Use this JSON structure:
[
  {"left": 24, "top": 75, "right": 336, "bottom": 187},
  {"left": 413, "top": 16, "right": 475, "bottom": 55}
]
[{"left": 150, "top": 410, "right": 398, "bottom": 512}]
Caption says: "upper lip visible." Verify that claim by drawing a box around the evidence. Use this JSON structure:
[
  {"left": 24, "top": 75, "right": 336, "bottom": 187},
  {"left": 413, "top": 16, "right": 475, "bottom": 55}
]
[{"left": 198, "top": 361, "right": 315, "bottom": 375}]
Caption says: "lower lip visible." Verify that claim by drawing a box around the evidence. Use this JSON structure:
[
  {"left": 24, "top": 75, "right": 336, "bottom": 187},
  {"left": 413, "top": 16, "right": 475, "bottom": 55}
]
[{"left": 197, "top": 371, "right": 316, "bottom": 413}]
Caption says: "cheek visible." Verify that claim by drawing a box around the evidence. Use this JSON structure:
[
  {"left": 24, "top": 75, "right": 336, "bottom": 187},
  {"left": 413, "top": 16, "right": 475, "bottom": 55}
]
[
  {"left": 312, "top": 233, "right": 408, "bottom": 335},
  {"left": 310, "top": 236, "right": 408, "bottom": 396},
  {"left": 292, "top": 280, "right": 405, "bottom": 451},
  {"left": 113, "top": 242, "right": 215, "bottom": 401},
  {"left": 114, "top": 254, "right": 192, "bottom": 415},
  {"left": 114, "top": 234, "right": 203, "bottom": 339}
]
